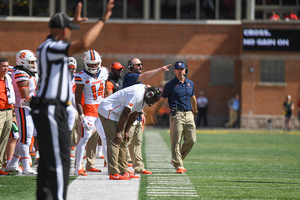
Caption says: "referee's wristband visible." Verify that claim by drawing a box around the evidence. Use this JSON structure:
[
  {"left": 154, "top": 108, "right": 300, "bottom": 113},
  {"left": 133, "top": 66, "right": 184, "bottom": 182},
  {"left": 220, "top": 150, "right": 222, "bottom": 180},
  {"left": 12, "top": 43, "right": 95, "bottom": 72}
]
[{"left": 99, "top": 18, "right": 105, "bottom": 23}]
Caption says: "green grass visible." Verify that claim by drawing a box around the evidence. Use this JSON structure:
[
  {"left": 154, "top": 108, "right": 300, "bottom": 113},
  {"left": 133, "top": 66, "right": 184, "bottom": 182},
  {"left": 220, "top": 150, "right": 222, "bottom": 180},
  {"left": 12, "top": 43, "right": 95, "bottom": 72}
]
[
  {"left": 0, "top": 175, "right": 76, "bottom": 200},
  {"left": 139, "top": 129, "right": 300, "bottom": 199}
]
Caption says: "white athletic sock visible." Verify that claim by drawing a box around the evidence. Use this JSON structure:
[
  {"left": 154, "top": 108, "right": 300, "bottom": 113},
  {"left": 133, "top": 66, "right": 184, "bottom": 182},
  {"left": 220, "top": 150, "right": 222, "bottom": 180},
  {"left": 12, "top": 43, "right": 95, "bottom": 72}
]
[
  {"left": 20, "top": 142, "right": 30, "bottom": 171},
  {"left": 75, "top": 137, "right": 89, "bottom": 170},
  {"left": 7, "top": 141, "right": 21, "bottom": 167},
  {"left": 97, "top": 145, "right": 103, "bottom": 157},
  {"left": 6, "top": 158, "right": 12, "bottom": 165}
]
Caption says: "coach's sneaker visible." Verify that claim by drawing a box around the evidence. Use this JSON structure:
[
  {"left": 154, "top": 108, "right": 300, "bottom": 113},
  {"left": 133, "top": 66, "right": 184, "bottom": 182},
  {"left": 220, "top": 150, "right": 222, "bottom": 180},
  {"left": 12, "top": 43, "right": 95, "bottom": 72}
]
[
  {"left": 86, "top": 167, "right": 101, "bottom": 172},
  {"left": 176, "top": 168, "right": 186, "bottom": 174},
  {"left": 74, "top": 168, "right": 87, "bottom": 176},
  {"left": 5, "top": 165, "right": 22, "bottom": 173},
  {"left": 22, "top": 168, "right": 37, "bottom": 175},
  {"left": 122, "top": 172, "right": 139, "bottom": 179},
  {"left": 141, "top": 170, "right": 153, "bottom": 175},
  {"left": 127, "top": 162, "right": 133, "bottom": 167},
  {"left": 109, "top": 174, "right": 130, "bottom": 180}
]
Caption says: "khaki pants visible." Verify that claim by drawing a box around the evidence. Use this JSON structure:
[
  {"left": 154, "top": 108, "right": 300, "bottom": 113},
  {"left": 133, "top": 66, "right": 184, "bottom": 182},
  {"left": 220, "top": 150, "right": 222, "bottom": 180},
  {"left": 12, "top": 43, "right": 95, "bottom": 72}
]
[
  {"left": 169, "top": 111, "right": 196, "bottom": 170},
  {"left": 228, "top": 109, "right": 238, "bottom": 128},
  {"left": 0, "top": 109, "right": 12, "bottom": 167},
  {"left": 99, "top": 114, "right": 127, "bottom": 175},
  {"left": 126, "top": 121, "right": 145, "bottom": 173}
]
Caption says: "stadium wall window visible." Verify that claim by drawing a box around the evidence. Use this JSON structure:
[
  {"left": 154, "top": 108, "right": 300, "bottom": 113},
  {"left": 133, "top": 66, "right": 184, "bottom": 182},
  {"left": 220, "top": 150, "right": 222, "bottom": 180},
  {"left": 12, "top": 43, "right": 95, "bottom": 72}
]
[
  {"left": 12, "top": 0, "right": 29, "bottom": 16},
  {"left": 160, "top": 1, "right": 176, "bottom": 19},
  {"left": 200, "top": 0, "right": 216, "bottom": 19},
  {"left": 282, "top": 0, "right": 297, "bottom": 6},
  {"left": 180, "top": 0, "right": 197, "bottom": 20},
  {"left": 210, "top": 59, "right": 234, "bottom": 85},
  {"left": 260, "top": 60, "right": 285, "bottom": 83},
  {"left": 219, "top": 0, "right": 235, "bottom": 19},
  {"left": 85, "top": 0, "right": 104, "bottom": 18},
  {"left": 110, "top": 0, "right": 124, "bottom": 19},
  {"left": 127, "top": 0, "right": 143, "bottom": 19},
  {"left": 0, "top": 0, "right": 9, "bottom": 16}
]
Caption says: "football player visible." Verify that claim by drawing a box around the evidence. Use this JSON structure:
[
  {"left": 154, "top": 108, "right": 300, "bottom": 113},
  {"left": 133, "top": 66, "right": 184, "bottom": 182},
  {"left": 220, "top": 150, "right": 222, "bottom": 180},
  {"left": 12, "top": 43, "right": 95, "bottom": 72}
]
[
  {"left": 74, "top": 50, "right": 108, "bottom": 175},
  {"left": 6, "top": 49, "right": 38, "bottom": 175}
]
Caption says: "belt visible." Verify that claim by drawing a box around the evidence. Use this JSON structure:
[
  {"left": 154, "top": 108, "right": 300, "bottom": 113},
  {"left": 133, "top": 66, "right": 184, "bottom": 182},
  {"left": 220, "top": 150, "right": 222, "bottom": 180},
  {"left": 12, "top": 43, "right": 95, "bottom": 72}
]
[
  {"left": 0, "top": 108, "right": 12, "bottom": 111},
  {"left": 176, "top": 108, "right": 190, "bottom": 112},
  {"left": 32, "top": 97, "right": 70, "bottom": 107}
]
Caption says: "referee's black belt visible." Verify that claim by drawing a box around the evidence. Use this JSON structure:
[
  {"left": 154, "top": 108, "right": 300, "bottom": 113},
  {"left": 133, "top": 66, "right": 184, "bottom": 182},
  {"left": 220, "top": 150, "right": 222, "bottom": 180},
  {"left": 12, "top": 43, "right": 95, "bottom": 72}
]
[
  {"left": 32, "top": 97, "right": 69, "bottom": 107},
  {"left": 176, "top": 107, "right": 190, "bottom": 112}
]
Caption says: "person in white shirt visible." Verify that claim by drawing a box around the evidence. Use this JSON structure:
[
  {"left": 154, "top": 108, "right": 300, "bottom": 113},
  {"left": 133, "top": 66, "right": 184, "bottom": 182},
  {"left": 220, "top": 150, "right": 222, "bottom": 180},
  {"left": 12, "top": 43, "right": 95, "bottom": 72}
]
[
  {"left": 196, "top": 91, "right": 208, "bottom": 127},
  {"left": 98, "top": 84, "right": 162, "bottom": 180}
]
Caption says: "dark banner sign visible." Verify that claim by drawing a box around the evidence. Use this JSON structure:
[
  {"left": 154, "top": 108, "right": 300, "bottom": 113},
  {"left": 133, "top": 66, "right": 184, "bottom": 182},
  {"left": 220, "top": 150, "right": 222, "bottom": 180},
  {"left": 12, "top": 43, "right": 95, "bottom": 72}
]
[{"left": 243, "top": 29, "right": 300, "bottom": 51}]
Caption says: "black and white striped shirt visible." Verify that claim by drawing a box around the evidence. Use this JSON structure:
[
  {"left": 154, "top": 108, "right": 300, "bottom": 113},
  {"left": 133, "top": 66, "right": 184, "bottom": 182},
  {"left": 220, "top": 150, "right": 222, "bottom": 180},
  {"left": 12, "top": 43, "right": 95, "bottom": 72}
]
[{"left": 36, "top": 36, "right": 72, "bottom": 104}]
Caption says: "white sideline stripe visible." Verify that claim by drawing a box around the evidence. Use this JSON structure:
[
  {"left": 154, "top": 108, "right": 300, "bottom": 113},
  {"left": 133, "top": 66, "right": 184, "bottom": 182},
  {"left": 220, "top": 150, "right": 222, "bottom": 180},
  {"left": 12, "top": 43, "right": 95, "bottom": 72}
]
[
  {"left": 147, "top": 192, "right": 198, "bottom": 194},
  {"left": 197, "top": 186, "right": 300, "bottom": 190},
  {"left": 147, "top": 189, "right": 197, "bottom": 192},
  {"left": 184, "top": 161, "right": 300, "bottom": 167},
  {"left": 191, "top": 157, "right": 296, "bottom": 161},
  {"left": 144, "top": 131, "right": 199, "bottom": 198},
  {"left": 147, "top": 187, "right": 196, "bottom": 189},
  {"left": 147, "top": 194, "right": 199, "bottom": 197}
]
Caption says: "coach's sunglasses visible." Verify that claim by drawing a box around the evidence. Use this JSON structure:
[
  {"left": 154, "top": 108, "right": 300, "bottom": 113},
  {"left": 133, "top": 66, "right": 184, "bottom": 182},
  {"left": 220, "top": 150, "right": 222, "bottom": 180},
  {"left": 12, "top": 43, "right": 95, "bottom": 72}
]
[{"left": 133, "top": 63, "right": 143, "bottom": 66}]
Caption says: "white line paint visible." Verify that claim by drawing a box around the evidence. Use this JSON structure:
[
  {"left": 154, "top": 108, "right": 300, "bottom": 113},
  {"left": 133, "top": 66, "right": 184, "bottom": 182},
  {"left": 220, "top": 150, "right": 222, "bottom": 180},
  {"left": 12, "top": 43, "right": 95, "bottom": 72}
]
[{"left": 144, "top": 131, "right": 199, "bottom": 199}]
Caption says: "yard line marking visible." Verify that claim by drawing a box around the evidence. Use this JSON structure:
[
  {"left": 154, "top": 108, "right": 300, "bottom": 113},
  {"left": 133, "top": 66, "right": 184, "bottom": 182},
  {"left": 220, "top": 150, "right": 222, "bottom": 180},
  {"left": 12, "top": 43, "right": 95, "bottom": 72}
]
[
  {"left": 144, "top": 131, "right": 199, "bottom": 199},
  {"left": 194, "top": 129, "right": 300, "bottom": 135},
  {"left": 196, "top": 185, "right": 300, "bottom": 190}
]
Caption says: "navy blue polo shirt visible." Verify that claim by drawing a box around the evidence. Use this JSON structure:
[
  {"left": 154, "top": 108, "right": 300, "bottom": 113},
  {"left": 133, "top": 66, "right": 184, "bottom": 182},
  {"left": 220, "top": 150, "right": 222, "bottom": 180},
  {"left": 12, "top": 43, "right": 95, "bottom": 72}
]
[
  {"left": 162, "top": 76, "right": 195, "bottom": 111},
  {"left": 122, "top": 72, "right": 143, "bottom": 121},
  {"left": 122, "top": 72, "right": 142, "bottom": 88}
]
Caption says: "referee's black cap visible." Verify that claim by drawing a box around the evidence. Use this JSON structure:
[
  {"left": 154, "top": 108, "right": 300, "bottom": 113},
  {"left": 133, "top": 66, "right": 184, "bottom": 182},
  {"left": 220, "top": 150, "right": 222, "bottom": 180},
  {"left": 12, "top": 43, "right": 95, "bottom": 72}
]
[{"left": 49, "top": 13, "right": 80, "bottom": 30}]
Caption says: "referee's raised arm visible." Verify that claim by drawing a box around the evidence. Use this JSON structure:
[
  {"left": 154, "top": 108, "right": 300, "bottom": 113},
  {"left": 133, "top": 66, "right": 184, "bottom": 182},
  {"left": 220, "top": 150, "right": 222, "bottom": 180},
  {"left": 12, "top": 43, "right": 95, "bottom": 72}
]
[{"left": 69, "top": 0, "right": 114, "bottom": 55}]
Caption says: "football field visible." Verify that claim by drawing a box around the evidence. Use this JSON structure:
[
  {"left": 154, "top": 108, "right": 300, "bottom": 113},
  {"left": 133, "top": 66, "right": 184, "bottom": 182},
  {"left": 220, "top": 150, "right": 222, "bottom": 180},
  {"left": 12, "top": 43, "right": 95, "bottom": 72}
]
[
  {"left": 140, "top": 128, "right": 300, "bottom": 200},
  {"left": 1, "top": 128, "right": 300, "bottom": 200}
]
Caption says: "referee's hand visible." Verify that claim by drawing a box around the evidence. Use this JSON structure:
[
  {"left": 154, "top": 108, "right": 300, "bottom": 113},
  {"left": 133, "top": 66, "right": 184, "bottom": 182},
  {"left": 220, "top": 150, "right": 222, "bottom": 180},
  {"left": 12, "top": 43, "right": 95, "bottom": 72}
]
[
  {"left": 102, "top": 0, "right": 115, "bottom": 22},
  {"left": 73, "top": 2, "right": 88, "bottom": 24}
]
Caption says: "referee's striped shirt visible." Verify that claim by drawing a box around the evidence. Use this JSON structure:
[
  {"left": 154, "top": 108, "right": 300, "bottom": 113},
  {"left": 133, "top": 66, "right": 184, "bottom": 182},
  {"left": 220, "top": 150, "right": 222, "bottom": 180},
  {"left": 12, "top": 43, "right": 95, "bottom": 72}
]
[{"left": 36, "top": 36, "right": 72, "bottom": 104}]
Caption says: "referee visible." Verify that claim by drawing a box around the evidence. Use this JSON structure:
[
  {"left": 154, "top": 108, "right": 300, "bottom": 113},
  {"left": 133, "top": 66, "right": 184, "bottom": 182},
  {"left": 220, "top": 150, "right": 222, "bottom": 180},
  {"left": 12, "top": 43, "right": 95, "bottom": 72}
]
[{"left": 30, "top": 1, "right": 114, "bottom": 200}]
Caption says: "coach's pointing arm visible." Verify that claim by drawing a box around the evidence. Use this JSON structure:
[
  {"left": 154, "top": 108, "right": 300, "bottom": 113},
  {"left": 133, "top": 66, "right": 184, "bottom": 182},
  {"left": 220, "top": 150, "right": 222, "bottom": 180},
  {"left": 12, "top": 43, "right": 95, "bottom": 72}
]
[{"left": 68, "top": 0, "right": 114, "bottom": 56}]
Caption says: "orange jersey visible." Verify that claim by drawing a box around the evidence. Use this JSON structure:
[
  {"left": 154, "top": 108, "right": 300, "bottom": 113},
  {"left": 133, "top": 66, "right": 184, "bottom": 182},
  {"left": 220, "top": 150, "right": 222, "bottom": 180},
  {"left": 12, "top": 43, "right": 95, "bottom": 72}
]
[{"left": 0, "top": 78, "right": 12, "bottom": 109}]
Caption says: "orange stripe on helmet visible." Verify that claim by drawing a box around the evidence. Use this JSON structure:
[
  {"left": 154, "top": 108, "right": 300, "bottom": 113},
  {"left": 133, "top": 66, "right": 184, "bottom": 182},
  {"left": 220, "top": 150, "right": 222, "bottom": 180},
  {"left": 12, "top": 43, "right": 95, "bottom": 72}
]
[{"left": 90, "top": 50, "right": 95, "bottom": 61}]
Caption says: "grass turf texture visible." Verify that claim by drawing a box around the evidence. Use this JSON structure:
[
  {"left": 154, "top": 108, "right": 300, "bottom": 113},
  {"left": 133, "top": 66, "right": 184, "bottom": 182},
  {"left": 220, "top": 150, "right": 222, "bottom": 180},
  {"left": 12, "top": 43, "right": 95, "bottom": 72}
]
[
  {"left": 139, "top": 129, "right": 300, "bottom": 200},
  {"left": 0, "top": 175, "right": 76, "bottom": 200}
]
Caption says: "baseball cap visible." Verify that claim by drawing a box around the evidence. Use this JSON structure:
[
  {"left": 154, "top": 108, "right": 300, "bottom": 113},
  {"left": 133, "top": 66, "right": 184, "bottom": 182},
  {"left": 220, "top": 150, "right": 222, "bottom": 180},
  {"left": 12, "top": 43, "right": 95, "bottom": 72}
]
[
  {"left": 111, "top": 62, "right": 125, "bottom": 70},
  {"left": 49, "top": 13, "right": 80, "bottom": 30},
  {"left": 174, "top": 61, "right": 186, "bottom": 70}
]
